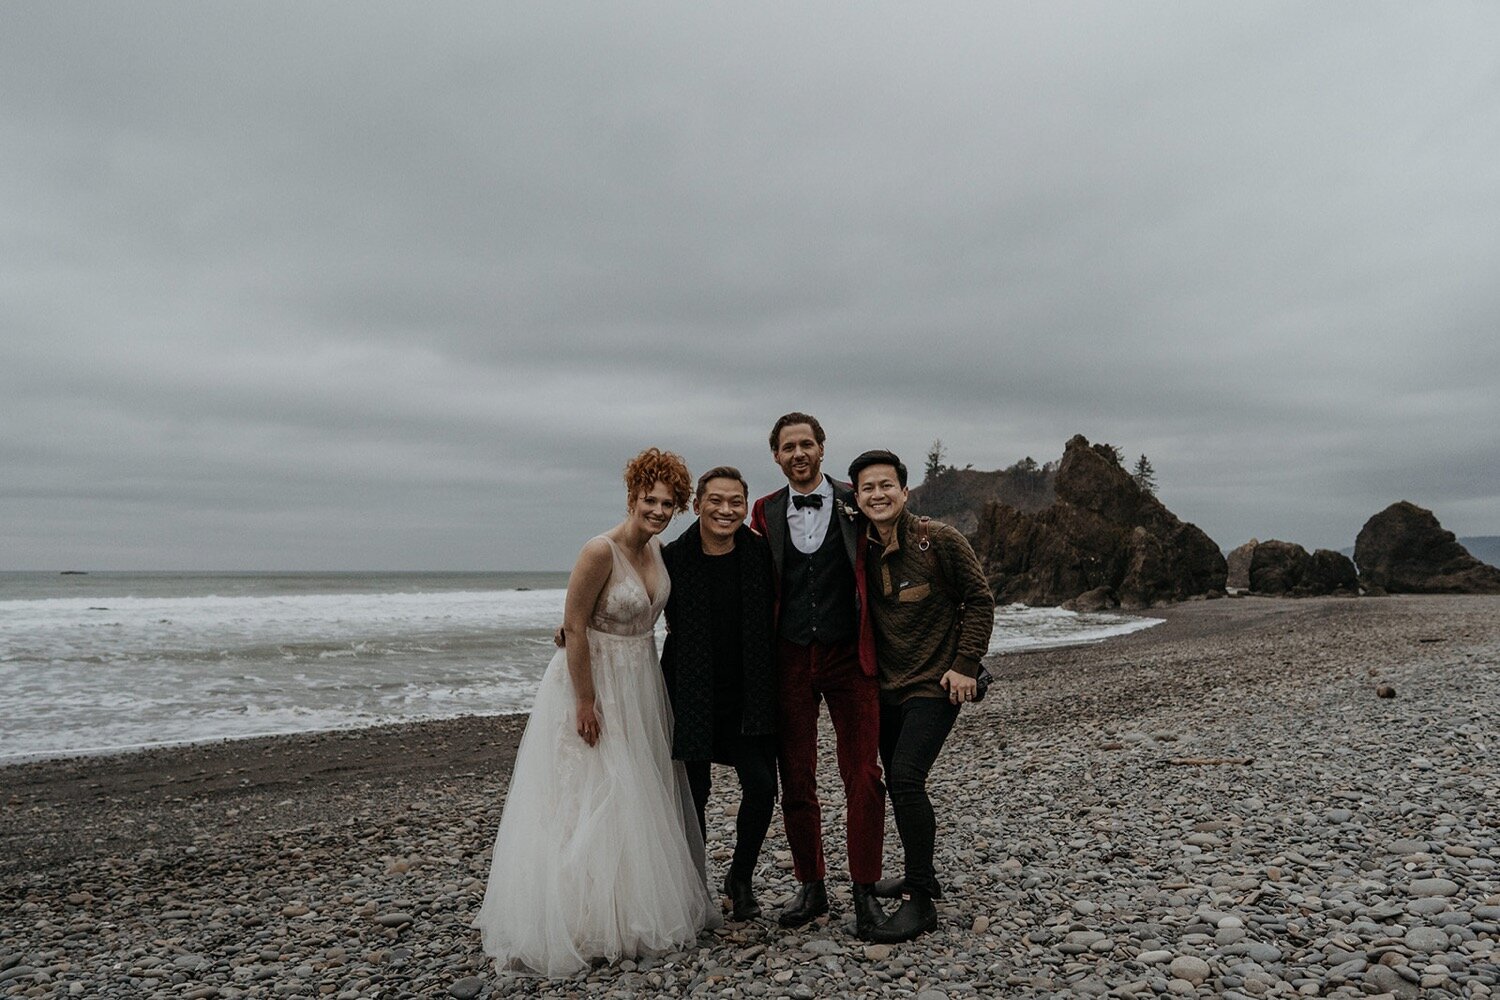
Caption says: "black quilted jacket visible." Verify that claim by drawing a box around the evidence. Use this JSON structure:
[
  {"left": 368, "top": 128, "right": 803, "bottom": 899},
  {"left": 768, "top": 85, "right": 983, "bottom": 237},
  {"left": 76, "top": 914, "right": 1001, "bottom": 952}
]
[{"left": 660, "top": 522, "right": 777, "bottom": 761}]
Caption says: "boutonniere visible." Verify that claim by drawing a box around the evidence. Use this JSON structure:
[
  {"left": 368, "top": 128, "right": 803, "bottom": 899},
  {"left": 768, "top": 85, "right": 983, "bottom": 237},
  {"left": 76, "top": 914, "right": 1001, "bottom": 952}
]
[{"left": 835, "top": 498, "right": 859, "bottom": 521}]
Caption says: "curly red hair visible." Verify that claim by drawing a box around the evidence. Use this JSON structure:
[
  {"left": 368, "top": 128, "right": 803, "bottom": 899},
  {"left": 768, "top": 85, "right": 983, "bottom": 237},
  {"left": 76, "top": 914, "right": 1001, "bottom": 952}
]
[{"left": 623, "top": 448, "right": 691, "bottom": 514}]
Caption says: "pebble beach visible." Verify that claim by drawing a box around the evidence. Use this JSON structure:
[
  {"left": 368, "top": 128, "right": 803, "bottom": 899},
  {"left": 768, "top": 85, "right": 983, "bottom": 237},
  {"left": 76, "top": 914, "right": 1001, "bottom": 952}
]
[{"left": 3, "top": 594, "right": 1498, "bottom": 999}]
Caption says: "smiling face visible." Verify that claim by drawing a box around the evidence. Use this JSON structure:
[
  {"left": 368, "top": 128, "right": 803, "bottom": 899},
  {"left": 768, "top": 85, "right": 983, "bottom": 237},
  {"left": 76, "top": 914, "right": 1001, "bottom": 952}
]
[
  {"left": 854, "top": 463, "right": 909, "bottom": 531},
  {"left": 773, "top": 423, "right": 825, "bottom": 492},
  {"left": 694, "top": 476, "right": 748, "bottom": 545},
  {"left": 629, "top": 480, "right": 679, "bottom": 536}
]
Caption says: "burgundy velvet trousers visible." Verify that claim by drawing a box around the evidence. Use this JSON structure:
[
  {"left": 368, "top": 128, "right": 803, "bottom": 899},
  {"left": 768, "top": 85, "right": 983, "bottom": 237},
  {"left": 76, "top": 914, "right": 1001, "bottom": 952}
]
[{"left": 775, "top": 637, "right": 885, "bottom": 885}]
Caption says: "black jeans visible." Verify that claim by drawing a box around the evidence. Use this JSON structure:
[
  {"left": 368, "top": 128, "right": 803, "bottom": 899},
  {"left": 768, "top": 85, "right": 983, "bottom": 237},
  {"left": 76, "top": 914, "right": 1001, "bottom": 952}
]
[
  {"left": 685, "top": 734, "right": 778, "bottom": 882},
  {"left": 878, "top": 696, "right": 960, "bottom": 897}
]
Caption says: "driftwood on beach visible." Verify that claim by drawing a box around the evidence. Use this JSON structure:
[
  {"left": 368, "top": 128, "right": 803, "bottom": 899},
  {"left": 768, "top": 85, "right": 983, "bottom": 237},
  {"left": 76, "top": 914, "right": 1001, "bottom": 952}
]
[{"left": 1164, "top": 756, "right": 1255, "bottom": 767}]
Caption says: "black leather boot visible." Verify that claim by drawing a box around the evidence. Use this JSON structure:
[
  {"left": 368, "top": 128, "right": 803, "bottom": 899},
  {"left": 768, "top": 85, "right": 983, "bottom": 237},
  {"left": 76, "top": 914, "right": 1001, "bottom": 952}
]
[
  {"left": 866, "top": 888, "right": 937, "bottom": 943},
  {"left": 873, "top": 877, "right": 942, "bottom": 900},
  {"left": 723, "top": 873, "right": 762, "bottom": 921},
  {"left": 851, "top": 883, "right": 888, "bottom": 940},
  {"left": 776, "top": 879, "right": 828, "bottom": 927}
]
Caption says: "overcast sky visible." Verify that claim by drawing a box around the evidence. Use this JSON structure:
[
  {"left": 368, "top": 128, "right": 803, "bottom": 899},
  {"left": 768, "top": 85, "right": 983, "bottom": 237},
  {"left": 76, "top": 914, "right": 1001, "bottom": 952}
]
[{"left": 3, "top": 3, "right": 1497, "bottom": 571}]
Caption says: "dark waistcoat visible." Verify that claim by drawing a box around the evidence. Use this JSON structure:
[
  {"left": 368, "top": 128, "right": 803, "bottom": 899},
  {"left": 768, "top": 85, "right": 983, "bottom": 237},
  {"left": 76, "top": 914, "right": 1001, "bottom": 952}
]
[{"left": 778, "top": 519, "right": 857, "bottom": 645}]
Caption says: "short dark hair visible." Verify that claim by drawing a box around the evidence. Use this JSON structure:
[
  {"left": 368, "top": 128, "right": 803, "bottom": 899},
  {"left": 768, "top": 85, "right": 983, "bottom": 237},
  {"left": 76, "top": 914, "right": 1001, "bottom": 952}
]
[
  {"left": 769, "top": 412, "right": 825, "bottom": 452},
  {"left": 695, "top": 465, "right": 749, "bottom": 501},
  {"left": 848, "top": 449, "right": 908, "bottom": 488}
]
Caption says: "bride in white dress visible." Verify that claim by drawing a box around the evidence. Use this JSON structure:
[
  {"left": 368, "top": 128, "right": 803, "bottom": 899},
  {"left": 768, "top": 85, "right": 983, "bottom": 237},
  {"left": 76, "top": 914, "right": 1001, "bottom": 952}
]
[{"left": 475, "top": 448, "right": 718, "bottom": 975}]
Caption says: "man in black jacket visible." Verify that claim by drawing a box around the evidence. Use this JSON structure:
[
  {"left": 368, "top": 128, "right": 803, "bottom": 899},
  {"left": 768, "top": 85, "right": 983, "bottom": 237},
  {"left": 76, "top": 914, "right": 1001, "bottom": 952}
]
[{"left": 660, "top": 466, "right": 778, "bottom": 921}]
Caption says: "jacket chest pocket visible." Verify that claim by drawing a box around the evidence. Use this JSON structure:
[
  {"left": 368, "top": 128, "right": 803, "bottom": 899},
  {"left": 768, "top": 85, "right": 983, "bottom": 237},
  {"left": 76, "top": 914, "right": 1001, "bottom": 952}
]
[{"left": 896, "top": 582, "right": 931, "bottom": 603}]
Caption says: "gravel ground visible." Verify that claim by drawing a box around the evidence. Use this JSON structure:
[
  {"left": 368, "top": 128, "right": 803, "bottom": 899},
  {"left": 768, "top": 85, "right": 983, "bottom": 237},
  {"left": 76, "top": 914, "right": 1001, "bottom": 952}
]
[{"left": 2, "top": 594, "right": 1497, "bottom": 999}]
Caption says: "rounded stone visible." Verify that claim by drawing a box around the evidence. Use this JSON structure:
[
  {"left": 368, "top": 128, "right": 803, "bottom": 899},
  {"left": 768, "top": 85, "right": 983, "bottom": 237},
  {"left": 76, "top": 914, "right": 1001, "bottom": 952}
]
[
  {"left": 1365, "top": 964, "right": 1419, "bottom": 999},
  {"left": 1408, "top": 878, "right": 1460, "bottom": 898},
  {"left": 448, "top": 977, "right": 483, "bottom": 1000},
  {"left": 1403, "top": 926, "right": 1450, "bottom": 954},
  {"left": 1245, "top": 943, "right": 1283, "bottom": 964},
  {"left": 802, "top": 940, "right": 843, "bottom": 956},
  {"left": 1168, "top": 956, "right": 1210, "bottom": 985}
]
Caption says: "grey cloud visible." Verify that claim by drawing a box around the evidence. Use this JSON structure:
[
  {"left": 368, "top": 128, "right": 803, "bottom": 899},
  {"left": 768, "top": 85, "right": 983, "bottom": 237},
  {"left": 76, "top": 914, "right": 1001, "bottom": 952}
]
[{"left": 3, "top": 2, "right": 1498, "bottom": 568}]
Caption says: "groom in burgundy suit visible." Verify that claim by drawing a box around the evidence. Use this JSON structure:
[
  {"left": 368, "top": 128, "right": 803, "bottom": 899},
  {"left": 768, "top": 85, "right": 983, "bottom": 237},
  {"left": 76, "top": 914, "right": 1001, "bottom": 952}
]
[{"left": 749, "top": 412, "right": 887, "bottom": 940}]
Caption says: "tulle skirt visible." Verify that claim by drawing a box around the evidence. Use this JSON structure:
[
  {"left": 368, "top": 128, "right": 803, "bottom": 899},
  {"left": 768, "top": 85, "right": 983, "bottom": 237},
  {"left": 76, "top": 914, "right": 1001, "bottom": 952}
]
[{"left": 474, "top": 629, "right": 718, "bottom": 976}]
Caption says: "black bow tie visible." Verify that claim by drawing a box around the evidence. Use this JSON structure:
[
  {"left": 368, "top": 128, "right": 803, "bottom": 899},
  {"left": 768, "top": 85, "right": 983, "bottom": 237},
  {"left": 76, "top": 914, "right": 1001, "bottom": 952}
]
[{"left": 792, "top": 493, "right": 824, "bottom": 510}]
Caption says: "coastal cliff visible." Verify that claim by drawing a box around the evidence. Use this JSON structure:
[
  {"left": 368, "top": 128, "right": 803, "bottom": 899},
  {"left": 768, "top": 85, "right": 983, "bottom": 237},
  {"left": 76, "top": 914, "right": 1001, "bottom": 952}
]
[{"left": 915, "top": 434, "right": 1226, "bottom": 609}]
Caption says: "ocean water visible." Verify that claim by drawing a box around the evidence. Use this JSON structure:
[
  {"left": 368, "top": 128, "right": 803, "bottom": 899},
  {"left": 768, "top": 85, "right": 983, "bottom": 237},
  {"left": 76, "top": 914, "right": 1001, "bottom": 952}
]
[{"left": 0, "top": 572, "right": 1159, "bottom": 761}]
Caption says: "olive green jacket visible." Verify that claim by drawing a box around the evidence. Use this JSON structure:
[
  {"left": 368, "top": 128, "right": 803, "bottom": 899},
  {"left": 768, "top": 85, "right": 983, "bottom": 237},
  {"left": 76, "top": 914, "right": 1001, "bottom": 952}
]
[{"left": 863, "top": 508, "right": 995, "bottom": 703}]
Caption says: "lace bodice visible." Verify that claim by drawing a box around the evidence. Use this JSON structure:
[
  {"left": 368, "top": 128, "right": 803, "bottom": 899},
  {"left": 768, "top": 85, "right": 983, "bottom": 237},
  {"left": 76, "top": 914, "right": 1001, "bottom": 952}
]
[{"left": 588, "top": 535, "right": 670, "bottom": 637}]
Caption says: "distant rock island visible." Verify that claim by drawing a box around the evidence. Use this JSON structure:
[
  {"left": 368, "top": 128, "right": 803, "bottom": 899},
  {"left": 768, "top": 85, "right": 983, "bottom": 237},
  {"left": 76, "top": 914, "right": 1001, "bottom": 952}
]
[
  {"left": 909, "top": 438, "right": 1499, "bottom": 608},
  {"left": 1225, "top": 539, "right": 1358, "bottom": 597},
  {"left": 1355, "top": 502, "right": 1500, "bottom": 594},
  {"left": 912, "top": 434, "right": 1225, "bottom": 609}
]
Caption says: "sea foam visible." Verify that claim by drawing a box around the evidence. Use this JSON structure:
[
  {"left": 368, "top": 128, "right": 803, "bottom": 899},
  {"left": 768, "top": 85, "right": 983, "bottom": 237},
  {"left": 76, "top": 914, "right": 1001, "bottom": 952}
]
[{"left": 0, "top": 586, "right": 1160, "bottom": 760}]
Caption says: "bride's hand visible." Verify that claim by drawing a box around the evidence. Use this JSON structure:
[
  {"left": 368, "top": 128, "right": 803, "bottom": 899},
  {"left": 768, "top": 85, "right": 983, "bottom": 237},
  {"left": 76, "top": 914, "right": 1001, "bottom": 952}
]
[{"left": 575, "top": 701, "right": 601, "bottom": 747}]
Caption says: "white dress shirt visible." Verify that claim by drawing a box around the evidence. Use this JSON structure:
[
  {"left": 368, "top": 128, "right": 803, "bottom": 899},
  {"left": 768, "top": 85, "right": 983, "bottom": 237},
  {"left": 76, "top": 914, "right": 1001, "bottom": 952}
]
[{"left": 786, "top": 476, "right": 835, "bottom": 555}]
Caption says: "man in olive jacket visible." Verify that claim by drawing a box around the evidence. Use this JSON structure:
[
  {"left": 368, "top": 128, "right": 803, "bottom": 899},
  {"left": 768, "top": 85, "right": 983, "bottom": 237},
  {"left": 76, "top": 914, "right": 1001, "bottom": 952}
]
[
  {"left": 849, "top": 448, "right": 995, "bottom": 943},
  {"left": 660, "top": 466, "right": 778, "bottom": 920}
]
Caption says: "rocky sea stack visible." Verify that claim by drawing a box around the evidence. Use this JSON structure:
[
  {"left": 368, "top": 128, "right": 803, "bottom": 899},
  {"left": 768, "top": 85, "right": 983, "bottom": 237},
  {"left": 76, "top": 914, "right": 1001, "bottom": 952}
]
[
  {"left": 970, "top": 435, "right": 1226, "bottom": 608},
  {"left": 1224, "top": 538, "right": 1358, "bottom": 597},
  {"left": 1355, "top": 501, "right": 1500, "bottom": 594}
]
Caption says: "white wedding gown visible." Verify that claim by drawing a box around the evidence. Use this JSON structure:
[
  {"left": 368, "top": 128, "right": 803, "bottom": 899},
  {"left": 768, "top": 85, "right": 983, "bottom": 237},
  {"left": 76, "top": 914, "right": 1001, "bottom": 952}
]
[{"left": 474, "top": 535, "right": 718, "bottom": 976}]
